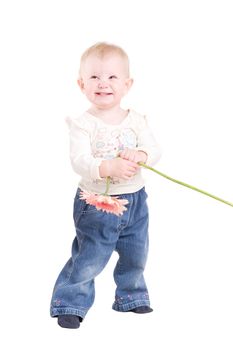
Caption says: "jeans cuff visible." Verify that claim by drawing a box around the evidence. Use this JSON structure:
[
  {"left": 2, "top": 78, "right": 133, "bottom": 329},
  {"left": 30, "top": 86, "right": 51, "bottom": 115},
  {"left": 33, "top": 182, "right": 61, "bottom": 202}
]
[
  {"left": 112, "top": 293, "right": 150, "bottom": 312},
  {"left": 50, "top": 306, "right": 87, "bottom": 319}
]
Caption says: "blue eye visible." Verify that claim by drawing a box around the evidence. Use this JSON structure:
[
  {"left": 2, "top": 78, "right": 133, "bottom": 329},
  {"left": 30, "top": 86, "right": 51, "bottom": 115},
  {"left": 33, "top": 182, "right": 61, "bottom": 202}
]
[{"left": 109, "top": 75, "right": 117, "bottom": 79}]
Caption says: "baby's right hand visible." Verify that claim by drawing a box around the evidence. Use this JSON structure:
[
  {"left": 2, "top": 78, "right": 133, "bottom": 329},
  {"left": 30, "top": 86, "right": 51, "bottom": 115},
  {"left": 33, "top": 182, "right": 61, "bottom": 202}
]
[{"left": 99, "top": 158, "right": 139, "bottom": 180}]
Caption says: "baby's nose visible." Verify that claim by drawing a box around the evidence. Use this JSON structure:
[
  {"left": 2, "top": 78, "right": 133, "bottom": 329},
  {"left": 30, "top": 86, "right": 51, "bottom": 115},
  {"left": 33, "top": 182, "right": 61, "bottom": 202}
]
[{"left": 98, "top": 79, "right": 108, "bottom": 89}]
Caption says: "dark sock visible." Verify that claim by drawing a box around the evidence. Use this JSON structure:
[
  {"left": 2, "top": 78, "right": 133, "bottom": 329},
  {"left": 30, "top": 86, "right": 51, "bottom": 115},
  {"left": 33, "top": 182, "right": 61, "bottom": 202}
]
[
  {"left": 129, "top": 306, "right": 153, "bottom": 314},
  {"left": 57, "top": 315, "right": 82, "bottom": 329}
]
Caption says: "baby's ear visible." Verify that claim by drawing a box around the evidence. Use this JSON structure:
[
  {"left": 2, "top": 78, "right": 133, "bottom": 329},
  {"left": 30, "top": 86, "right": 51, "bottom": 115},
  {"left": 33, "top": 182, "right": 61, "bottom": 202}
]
[
  {"left": 77, "top": 78, "right": 84, "bottom": 91},
  {"left": 126, "top": 78, "right": 134, "bottom": 90}
]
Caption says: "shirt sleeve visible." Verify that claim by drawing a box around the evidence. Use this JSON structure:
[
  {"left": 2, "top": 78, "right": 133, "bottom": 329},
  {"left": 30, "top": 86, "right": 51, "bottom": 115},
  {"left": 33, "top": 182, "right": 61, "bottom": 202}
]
[
  {"left": 135, "top": 115, "right": 162, "bottom": 166},
  {"left": 66, "top": 116, "right": 103, "bottom": 180}
]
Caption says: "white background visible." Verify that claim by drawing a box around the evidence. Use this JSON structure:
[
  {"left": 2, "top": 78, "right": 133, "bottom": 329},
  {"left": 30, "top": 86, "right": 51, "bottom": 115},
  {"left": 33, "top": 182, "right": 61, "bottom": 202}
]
[{"left": 0, "top": 0, "right": 233, "bottom": 349}]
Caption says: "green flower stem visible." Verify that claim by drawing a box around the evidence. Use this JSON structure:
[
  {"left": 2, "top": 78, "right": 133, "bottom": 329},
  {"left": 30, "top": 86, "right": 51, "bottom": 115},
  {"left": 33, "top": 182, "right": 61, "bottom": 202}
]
[
  {"left": 139, "top": 162, "right": 233, "bottom": 208},
  {"left": 103, "top": 176, "right": 111, "bottom": 195}
]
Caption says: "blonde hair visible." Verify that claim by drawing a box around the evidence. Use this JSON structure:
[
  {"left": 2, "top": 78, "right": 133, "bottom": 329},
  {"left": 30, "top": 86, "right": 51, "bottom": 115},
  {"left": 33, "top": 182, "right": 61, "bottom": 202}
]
[{"left": 79, "top": 42, "right": 130, "bottom": 76}]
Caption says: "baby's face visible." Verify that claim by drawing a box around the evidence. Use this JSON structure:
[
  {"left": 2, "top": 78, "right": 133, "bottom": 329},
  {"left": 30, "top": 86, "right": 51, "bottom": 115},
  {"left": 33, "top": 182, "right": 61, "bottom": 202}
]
[{"left": 78, "top": 54, "right": 133, "bottom": 110}]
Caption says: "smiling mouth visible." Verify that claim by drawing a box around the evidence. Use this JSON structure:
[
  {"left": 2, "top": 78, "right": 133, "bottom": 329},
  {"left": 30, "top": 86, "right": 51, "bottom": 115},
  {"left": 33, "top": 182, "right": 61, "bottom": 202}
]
[{"left": 95, "top": 92, "right": 113, "bottom": 96}]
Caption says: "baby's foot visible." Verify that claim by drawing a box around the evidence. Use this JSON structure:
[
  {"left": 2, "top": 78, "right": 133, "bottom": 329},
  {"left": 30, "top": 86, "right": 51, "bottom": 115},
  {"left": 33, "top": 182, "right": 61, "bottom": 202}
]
[
  {"left": 58, "top": 315, "right": 82, "bottom": 329},
  {"left": 129, "top": 306, "right": 153, "bottom": 314}
]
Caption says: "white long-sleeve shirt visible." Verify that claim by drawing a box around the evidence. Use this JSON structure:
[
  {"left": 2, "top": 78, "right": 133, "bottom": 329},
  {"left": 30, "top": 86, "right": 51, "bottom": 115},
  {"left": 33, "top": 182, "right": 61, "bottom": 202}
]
[{"left": 66, "top": 109, "right": 161, "bottom": 195}]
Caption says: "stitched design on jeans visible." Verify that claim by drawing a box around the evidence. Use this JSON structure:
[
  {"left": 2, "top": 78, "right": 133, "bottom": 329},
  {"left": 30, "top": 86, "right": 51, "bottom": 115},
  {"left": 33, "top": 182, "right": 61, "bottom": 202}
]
[
  {"left": 53, "top": 299, "right": 61, "bottom": 306},
  {"left": 115, "top": 293, "right": 149, "bottom": 304}
]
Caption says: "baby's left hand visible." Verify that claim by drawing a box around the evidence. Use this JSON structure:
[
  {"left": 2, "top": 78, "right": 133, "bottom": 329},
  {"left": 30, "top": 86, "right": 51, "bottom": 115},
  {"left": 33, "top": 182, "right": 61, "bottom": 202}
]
[{"left": 119, "top": 148, "right": 148, "bottom": 164}]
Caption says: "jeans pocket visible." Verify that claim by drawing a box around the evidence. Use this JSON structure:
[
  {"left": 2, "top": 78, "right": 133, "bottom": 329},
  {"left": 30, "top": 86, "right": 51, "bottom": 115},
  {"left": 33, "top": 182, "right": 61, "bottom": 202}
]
[
  {"left": 81, "top": 204, "right": 99, "bottom": 214},
  {"left": 73, "top": 189, "right": 86, "bottom": 224},
  {"left": 141, "top": 187, "right": 148, "bottom": 201}
]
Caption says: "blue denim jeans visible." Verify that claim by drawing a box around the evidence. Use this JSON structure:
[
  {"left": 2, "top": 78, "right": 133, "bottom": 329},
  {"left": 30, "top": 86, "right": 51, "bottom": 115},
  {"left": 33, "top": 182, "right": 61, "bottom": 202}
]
[{"left": 50, "top": 187, "right": 151, "bottom": 319}]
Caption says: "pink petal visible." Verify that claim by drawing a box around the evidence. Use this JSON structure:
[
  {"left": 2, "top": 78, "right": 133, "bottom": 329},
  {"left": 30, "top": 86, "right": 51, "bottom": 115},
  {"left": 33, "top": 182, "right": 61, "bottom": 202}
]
[{"left": 80, "top": 191, "right": 128, "bottom": 216}]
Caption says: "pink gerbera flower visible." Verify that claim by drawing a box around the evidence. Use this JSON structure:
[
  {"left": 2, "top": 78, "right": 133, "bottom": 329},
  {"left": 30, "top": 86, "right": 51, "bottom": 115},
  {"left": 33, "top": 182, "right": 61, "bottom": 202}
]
[{"left": 80, "top": 191, "right": 129, "bottom": 216}]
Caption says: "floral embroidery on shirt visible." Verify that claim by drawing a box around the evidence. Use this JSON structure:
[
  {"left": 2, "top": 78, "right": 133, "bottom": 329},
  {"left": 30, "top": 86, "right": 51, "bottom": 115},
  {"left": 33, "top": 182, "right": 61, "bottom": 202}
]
[{"left": 92, "top": 127, "right": 137, "bottom": 159}]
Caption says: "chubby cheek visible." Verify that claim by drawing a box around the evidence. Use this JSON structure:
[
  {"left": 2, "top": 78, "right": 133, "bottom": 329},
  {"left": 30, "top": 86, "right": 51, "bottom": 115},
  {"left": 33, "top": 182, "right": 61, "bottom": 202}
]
[
  {"left": 115, "top": 88, "right": 127, "bottom": 99},
  {"left": 84, "top": 86, "right": 97, "bottom": 99},
  {"left": 117, "top": 82, "right": 129, "bottom": 96}
]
